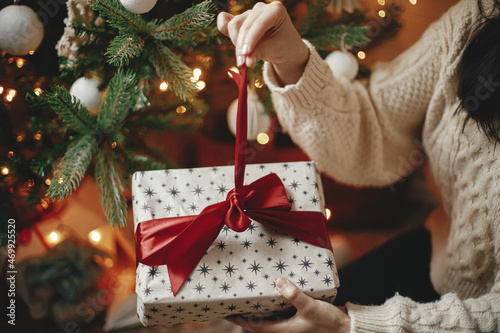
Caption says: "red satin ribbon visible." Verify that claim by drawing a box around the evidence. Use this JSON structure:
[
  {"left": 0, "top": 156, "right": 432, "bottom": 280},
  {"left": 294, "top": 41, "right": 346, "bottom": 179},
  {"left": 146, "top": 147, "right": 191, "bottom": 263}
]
[{"left": 135, "top": 65, "right": 332, "bottom": 296}]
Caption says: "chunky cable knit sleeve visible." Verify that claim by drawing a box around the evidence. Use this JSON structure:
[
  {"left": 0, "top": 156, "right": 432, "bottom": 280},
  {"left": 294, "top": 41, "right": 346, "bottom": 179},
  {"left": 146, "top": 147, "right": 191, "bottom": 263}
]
[{"left": 263, "top": 10, "right": 450, "bottom": 187}]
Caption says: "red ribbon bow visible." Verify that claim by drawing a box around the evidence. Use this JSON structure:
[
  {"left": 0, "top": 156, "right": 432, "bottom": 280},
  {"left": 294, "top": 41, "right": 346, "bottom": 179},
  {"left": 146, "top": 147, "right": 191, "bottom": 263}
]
[{"left": 135, "top": 66, "right": 332, "bottom": 296}]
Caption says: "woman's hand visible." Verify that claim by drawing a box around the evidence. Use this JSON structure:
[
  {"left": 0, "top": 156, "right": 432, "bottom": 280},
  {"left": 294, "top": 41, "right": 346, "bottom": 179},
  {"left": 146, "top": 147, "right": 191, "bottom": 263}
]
[
  {"left": 226, "top": 278, "right": 351, "bottom": 333},
  {"left": 217, "top": 2, "right": 309, "bottom": 86}
]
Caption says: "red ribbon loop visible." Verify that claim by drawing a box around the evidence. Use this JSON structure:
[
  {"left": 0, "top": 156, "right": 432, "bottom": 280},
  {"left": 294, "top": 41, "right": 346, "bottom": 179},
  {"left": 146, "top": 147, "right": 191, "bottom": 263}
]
[{"left": 135, "top": 65, "right": 333, "bottom": 296}]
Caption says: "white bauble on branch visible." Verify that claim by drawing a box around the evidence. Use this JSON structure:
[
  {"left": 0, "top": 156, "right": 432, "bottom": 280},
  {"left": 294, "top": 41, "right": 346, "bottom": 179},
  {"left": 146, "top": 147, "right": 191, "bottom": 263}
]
[
  {"left": 0, "top": 5, "right": 44, "bottom": 56},
  {"left": 325, "top": 50, "right": 359, "bottom": 81},
  {"left": 227, "top": 91, "right": 271, "bottom": 141},
  {"left": 120, "top": 0, "right": 157, "bottom": 14},
  {"left": 70, "top": 77, "right": 103, "bottom": 115}
]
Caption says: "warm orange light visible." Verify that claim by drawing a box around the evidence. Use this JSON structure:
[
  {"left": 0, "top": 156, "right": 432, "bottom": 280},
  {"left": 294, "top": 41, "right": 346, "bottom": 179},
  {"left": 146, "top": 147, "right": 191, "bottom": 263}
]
[
  {"left": 256, "top": 132, "right": 270, "bottom": 145},
  {"left": 89, "top": 230, "right": 101, "bottom": 242},
  {"left": 193, "top": 68, "right": 202, "bottom": 78},
  {"left": 7, "top": 151, "right": 14, "bottom": 159},
  {"left": 176, "top": 106, "right": 187, "bottom": 114},
  {"left": 196, "top": 81, "right": 206, "bottom": 91},
  {"left": 378, "top": 10, "right": 386, "bottom": 18},
  {"left": 34, "top": 88, "right": 43, "bottom": 96},
  {"left": 5, "top": 94, "right": 13, "bottom": 102},
  {"left": 159, "top": 81, "right": 168, "bottom": 91},
  {"left": 16, "top": 58, "right": 25, "bottom": 68},
  {"left": 16, "top": 134, "right": 23, "bottom": 142},
  {"left": 29, "top": 50, "right": 35, "bottom": 55},
  {"left": 49, "top": 231, "right": 59, "bottom": 242},
  {"left": 0, "top": 86, "right": 3, "bottom": 94},
  {"left": 254, "top": 79, "right": 264, "bottom": 89},
  {"left": 409, "top": 0, "right": 417, "bottom": 4},
  {"left": 377, "top": 0, "right": 385, "bottom": 5},
  {"left": 1, "top": 166, "right": 10, "bottom": 175},
  {"left": 357, "top": 51, "right": 366, "bottom": 60},
  {"left": 326, "top": 208, "right": 332, "bottom": 221},
  {"left": 34, "top": 131, "right": 42, "bottom": 140},
  {"left": 228, "top": 66, "right": 239, "bottom": 78},
  {"left": 45, "top": 178, "right": 51, "bottom": 185}
]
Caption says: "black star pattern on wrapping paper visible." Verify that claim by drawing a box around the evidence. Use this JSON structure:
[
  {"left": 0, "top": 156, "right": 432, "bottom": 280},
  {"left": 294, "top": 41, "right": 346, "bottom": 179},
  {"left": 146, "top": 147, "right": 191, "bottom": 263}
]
[
  {"left": 164, "top": 204, "right": 174, "bottom": 214},
  {"left": 297, "top": 277, "right": 308, "bottom": 288},
  {"left": 149, "top": 306, "right": 159, "bottom": 314},
  {"left": 197, "top": 263, "right": 212, "bottom": 277},
  {"left": 282, "top": 163, "right": 289, "bottom": 169},
  {"left": 289, "top": 272, "right": 295, "bottom": 278},
  {"left": 143, "top": 287, "right": 152, "bottom": 296},
  {"left": 145, "top": 314, "right": 152, "bottom": 320},
  {"left": 322, "top": 275, "right": 333, "bottom": 286},
  {"left": 192, "top": 185, "right": 204, "bottom": 197},
  {"left": 288, "top": 197, "right": 295, "bottom": 206},
  {"left": 312, "top": 181, "right": 319, "bottom": 189},
  {"left": 266, "top": 237, "right": 277, "bottom": 248},
  {"left": 247, "top": 223, "right": 257, "bottom": 233},
  {"left": 303, "top": 190, "right": 308, "bottom": 196},
  {"left": 310, "top": 196, "right": 319, "bottom": 205},
  {"left": 223, "top": 263, "right": 237, "bottom": 277},
  {"left": 314, "top": 269, "right": 321, "bottom": 276},
  {"left": 218, "top": 184, "right": 229, "bottom": 196},
  {"left": 175, "top": 306, "right": 185, "bottom": 313},
  {"left": 186, "top": 277, "right": 192, "bottom": 283},
  {"left": 317, "top": 253, "right": 323, "bottom": 258},
  {"left": 291, "top": 237, "right": 301, "bottom": 245},
  {"left": 226, "top": 303, "right": 238, "bottom": 312},
  {"left": 234, "top": 234, "right": 240, "bottom": 239},
  {"left": 299, "top": 257, "right": 313, "bottom": 271},
  {"left": 258, "top": 165, "right": 266, "bottom": 171},
  {"left": 189, "top": 203, "right": 198, "bottom": 213},
  {"left": 263, "top": 273, "right": 270, "bottom": 280},
  {"left": 289, "top": 180, "right": 300, "bottom": 191},
  {"left": 259, "top": 232, "right": 265, "bottom": 238},
  {"left": 170, "top": 315, "right": 177, "bottom": 320},
  {"left": 246, "top": 281, "right": 257, "bottom": 292},
  {"left": 157, "top": 199, "right": 162, "bottom": 204},
  {"left": 148, "top": 266, "right": 159, "bottom": 279},
  {"left": 168, "top": 187, "right": 180, "bottom": 198},
  {"left": 216, "top": 259, "right": 222, "bottom": 265},
  {"left": 278, "top": 301, "right": 288, "bottom": 308},
  {"left": 220, "top": 282, "right": 231, "bottom": 293},
  {"left": 211, "top": 167, "right": 219, "bottom": 173},
  {"left": 212, "top": 276, "right": 218, "bottom": 282},
  {"left": 188, "top": 169, "right": 194, "bottom": 174},
  {"left": 194, "top": 283, "right": 205, "bottom": 294},
  {"left": 216, "top": 241, "right": 227, "bottom": 251},
  {"left": 242, "top": 258, "right": 247, "bottom": 264},
  {"left": 206, "top": 196, "right": 211, "bottom": 202},
  {"left": 140, "top": 171, "right": 146, "bottom": 176},
  {"left": 161, "top": 279, "right": 166, "bottom": 284},
  {"left": 242, "top": 239, "right": 252, "bottom": 249},
  {"left": 252, "top": 302, "right": 263, "bottom": 310},
  {"left": 164, "top": 170, "right": 171, "bottom": 176},
  {"left": 144, "top": 187, "right": 156, "bottom": 198},
  {"left": 274, "top": 259, "right": 288, "bottom": 274},
  {"left": 238, "top": 275, "right": 244, "bottom": 282},
  {"left": 248, "top": 261, "right": 262, "bottom": 275},
  {"left": 324, "top": 258, "right": 334, "bottom": 269},
  {"left": 292, "top": 254, "right": 298, "bottom": 260},
  {"left": 141, "top": 203, "right": 150, "bottom": 212},
  {"left": 267, "top": 257, "right": 272, "bottom": 262},
  {"left": 221, "top": 226, "right": 231, "bottom": 235}
]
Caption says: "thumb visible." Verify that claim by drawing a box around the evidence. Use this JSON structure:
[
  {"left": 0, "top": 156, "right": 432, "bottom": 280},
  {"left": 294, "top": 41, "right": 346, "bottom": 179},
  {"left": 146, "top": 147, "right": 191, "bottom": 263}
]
[
  {"left": 276, "top": 278, "right": 314, "bottom": 311},
  {"left": 217, "top": 12, "right": 234, "bottom": 37}
]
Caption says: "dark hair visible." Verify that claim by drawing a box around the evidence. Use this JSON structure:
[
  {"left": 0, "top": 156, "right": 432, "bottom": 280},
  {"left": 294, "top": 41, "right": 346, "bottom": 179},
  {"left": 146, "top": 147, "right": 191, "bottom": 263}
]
[{"left": 457, "top": 0, "right": 500, "bottom": 142}]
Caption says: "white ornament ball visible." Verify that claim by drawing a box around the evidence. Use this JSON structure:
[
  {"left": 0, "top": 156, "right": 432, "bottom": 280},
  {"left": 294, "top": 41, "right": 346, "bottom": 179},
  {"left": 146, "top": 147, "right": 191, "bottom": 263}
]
[
  {"left": 325, "top": 51, "right": 359, "bottom": 81},
  {"left": 120, "top": 0, "right": 157, "bottom": 14},
  {"left": 227, "top": 91, "right": 271, "bottom": 141},
  {"left": 70, "top": 77, "right": 103, "bottom": 114},
  {"left": 0, "top": 5, "right": 44, "bottom": 56}
]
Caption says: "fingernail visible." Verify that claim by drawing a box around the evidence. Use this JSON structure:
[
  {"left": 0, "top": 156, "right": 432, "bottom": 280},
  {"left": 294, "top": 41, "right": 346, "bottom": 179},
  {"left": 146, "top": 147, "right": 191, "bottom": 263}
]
[
  {"left": 241, "top": 44, "right": 249, "bottom": 55},
  {"left": 276, "top": 278, "right": 287, "bottom": 290},
  {"left": 237, "top": 55, "right": 245, "bottom": 66}
]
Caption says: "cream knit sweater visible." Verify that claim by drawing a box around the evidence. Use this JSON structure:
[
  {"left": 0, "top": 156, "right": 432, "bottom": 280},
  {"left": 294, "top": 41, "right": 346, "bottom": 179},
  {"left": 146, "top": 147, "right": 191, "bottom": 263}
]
[{"left": 263, "top": 0, "right": 500, "bottom": 331}]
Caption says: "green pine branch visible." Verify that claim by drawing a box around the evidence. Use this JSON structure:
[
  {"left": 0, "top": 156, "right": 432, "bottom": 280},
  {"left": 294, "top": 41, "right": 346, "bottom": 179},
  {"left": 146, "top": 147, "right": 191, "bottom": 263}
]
[
  {"left": 306, "top": 23, "right": 370, "bottom": 50},
  {"left": 106, "top": 34, "right": 145, "bottom": 67},
  {"left": 95, "top": 148, "right": 127, "bottom": 227},
  {"left": 88, "top": 0, "right": 148, "bottom": 33},
  {"left": 151, "top": 43, "right": 198, "bottom": 101},
  {"left": 151, "top": 0, "right": 215, "bottom": 41},
  {"left": 47, "top": 134, "right": 96, "bottom": 201},
  {"left": 298, "top": 0, "right": 330, "bottom": 37},
  {"left": 98, "top": 69, "right": 139, "bottom": 129},
  {"left": 45, "top": 85, "right": 97, "bottom": 134}
]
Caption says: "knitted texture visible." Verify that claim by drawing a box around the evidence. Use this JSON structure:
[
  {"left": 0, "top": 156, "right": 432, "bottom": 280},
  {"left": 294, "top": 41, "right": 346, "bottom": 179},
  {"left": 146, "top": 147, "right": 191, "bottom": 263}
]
[{"left": 263, "top": 0, "right": 500, "bottom": 331}]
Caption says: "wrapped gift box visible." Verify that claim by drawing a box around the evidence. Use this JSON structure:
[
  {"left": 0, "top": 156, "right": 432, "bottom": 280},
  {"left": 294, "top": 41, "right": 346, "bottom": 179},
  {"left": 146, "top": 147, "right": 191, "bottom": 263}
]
[{"left": 133, "top": 161, "right": 339, "bottom": 326}]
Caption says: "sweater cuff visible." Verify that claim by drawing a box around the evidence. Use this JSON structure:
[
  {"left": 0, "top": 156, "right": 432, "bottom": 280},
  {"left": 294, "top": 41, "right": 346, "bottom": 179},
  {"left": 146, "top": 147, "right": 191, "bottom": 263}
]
[
  {"left": 346, "top": 299, "right": 402, "bottom": 333},
  {"left": 263, "top": 39, "right": 333, "bottom": 110}
]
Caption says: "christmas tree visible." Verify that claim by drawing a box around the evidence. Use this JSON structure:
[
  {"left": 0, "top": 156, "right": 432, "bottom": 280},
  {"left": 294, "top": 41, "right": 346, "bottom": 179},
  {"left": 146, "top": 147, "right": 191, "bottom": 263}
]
[{"left": 0, "top": 0, "right": 400, "bottom": 240}]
